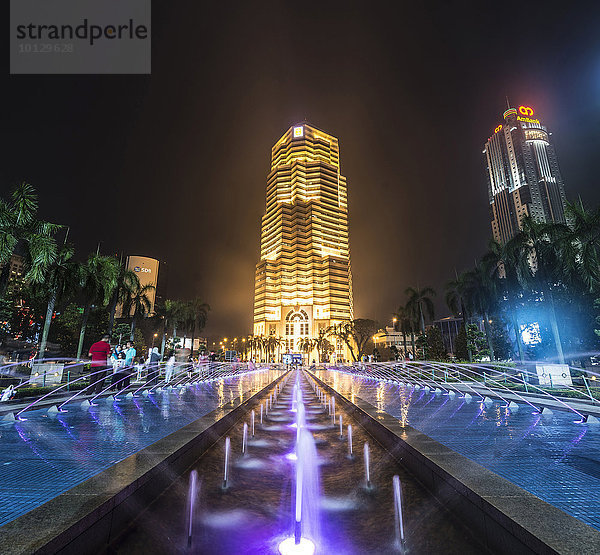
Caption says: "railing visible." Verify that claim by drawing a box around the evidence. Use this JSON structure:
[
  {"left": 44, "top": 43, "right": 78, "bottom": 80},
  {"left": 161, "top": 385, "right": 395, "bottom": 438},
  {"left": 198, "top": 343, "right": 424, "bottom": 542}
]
[
  {"left": 316, "top": 361, "right": 600, "bottom": 421},
  {"left": 0, "top": 358, "right": 286, "bottom": 420}
]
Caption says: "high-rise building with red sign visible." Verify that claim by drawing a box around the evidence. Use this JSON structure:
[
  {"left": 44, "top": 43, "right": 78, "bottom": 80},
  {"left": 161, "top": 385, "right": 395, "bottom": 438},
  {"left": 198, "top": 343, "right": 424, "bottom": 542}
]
[{"left": 483, "top": 105, "right": 568, "bottom": 244}]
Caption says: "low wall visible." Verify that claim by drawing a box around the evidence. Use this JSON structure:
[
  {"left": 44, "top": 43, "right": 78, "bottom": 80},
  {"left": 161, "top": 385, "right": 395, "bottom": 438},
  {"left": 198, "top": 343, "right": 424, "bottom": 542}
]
[
  {"left": 309, "top": 371, "right": 600, "bottom": 555},
  {"left": 0, "top": 372, "right": 287, "bottom": 555}
]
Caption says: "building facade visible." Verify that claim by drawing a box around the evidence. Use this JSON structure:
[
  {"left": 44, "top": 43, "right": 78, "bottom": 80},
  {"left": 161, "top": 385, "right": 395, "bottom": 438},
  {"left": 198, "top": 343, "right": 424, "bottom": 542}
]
[
  {"left": 373, "top": 326, "right": 411, "bottom": 352},
  {"left": 483, "top": 104, "right": 568, "bottom": 244},
  {"left": 253, "top": 123, "right": 354, "bottom": 360},
  {"left": 122, "top": 255, "right": 161, "bottom": 316}
]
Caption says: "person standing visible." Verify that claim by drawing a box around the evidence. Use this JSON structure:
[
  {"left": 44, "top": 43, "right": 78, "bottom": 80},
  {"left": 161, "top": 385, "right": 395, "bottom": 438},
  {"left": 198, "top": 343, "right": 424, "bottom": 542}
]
[
  {"left": 146, "top": 347, "right": 162, "bottom": 386},
  {"left": 111, "top": 344, "right": 124, "bottom": 389},
  {"left": 165, "top": 351, "right": 176, "bottom": 383},
  {"left": 136, "top": 355, "right": 145, "bottom": 382},
  {"left": 122, "top": 341, "right": 136, "bottom": 389},
  {"left": 88, "top": 334, "right": 111, "bottom": 394}
]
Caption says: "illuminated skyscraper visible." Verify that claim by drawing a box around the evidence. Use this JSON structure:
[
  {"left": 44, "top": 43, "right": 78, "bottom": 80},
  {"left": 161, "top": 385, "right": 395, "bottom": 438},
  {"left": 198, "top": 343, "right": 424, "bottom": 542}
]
[
  {"left": 253, "top": 123, "right": 353, "bottom": 358},
  {"left": 483, "top": 104, "right": 568, "bottom": 244}
]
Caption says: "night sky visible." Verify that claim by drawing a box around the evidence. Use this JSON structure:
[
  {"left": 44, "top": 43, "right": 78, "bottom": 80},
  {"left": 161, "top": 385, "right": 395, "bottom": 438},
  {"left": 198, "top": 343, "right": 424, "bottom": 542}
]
[{"left": 3, "top": 2, "right": 600, "bottom": 339}]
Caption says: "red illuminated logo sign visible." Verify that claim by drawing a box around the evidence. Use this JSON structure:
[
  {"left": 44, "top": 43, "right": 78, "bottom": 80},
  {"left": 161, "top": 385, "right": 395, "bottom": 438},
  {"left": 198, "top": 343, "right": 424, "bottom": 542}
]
[
  {"left": 494, "top": 124, "right": 503, "bottom": 133},
  {"left": 519, "top": 105, "right": 534, "bottom": 116}
]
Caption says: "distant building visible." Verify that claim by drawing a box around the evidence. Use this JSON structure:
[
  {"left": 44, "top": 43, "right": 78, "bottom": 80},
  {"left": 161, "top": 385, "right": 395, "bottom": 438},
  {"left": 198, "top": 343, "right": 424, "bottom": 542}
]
[
  {"left": 6, "top": 254, "right": 25, "bottom": 283},
  {"left": 253, "top": 123, "right": 354, "bottom": 362},
  {"left": 121, "top": 255, "right": 163, "bottom": 316},
  {"left": 483, "top": 104, "right": 568, "bottom": 244},
  {"left": 373, "top": 326, "right": 412, "bottom": 353},
  {"left": 0, "top": 254, "right": 26, "bottom": 300}
]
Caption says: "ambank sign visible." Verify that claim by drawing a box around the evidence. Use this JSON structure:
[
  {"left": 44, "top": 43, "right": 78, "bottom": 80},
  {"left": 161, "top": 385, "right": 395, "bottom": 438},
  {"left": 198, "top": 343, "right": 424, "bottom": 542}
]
[
  {"left": 134, "top": 266, "right": 151, "bottom": 273},
  {"left": 517, "top": 105, "right": 540, "bottom": 124}
]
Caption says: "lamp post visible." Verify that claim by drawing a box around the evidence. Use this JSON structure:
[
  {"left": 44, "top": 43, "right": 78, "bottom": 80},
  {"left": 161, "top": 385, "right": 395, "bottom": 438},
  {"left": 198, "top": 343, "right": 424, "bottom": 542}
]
[{"left": 151, "top": 332, "right": 158, "bottom": 348}]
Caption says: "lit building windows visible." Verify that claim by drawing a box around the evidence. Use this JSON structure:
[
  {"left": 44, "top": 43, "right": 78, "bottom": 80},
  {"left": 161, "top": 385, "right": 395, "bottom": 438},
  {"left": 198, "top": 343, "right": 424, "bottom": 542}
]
[{"left": 254, "top": 124, "right": 353, "bottom": 359}]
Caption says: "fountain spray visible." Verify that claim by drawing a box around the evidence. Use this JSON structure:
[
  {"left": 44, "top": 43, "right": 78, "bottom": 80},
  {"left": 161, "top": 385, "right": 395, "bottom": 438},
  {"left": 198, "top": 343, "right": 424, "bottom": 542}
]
[
  {"left": 260, "top": 404, "right": 263, "bottom": 424},
  {"left": 339, "top": 415, "right": 343, "bottom": 439},
  {"left": 279, "top": 428, "right": 318, "bottom": 555},
  {"left": 364, "top": 443, "right": 371, "bottom": 487},
  {"left": 393, "top": 475, "right": 406, "bottom": 551},
  {"left": 187, "top": 470, "right": 198, "bottom": 548},
  {"left": 223, "top": 437, "right": 230, "bottom": 488},
  {"left": 242, "top": 423, "right": 248, "bottom": 454},
  {"left": 348, "top": 425, "right": 353, "bottom": 457},
  {"left": 251, "top": 410, "right": 255, "bottom": 437}
]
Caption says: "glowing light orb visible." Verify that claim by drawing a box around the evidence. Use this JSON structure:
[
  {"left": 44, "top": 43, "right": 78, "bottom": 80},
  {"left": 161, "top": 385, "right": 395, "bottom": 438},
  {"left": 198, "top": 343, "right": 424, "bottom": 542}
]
[{"left": 278, "top": 537, "right": 315, "bottom": 555}]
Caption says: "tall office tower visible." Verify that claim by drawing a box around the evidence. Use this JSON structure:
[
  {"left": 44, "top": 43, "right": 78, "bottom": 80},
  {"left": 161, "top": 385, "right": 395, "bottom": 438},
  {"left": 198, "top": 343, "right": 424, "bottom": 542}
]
[
  {"left": 118, "top": 255, "right": 163, "bottom": 317},
  {"left": 483, "top": 104, "right": 568, "bottom": 244},
  {"left": 253, "top": 123, "right": 354, "bottom": 359}
]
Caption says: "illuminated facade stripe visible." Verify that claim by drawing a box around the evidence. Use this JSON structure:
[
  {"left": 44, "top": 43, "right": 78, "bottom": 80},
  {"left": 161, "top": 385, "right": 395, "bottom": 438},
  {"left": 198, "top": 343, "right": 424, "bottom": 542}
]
[
  {"left": 254, "top": 124, "right": 354, "bottom": 358},
  {"left": 483, "top": 106, "right": 568, "bottom": 244}
]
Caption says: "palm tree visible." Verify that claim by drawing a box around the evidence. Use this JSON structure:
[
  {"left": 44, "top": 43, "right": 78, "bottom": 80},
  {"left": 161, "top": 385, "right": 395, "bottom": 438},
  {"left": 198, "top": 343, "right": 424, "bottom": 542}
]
[
  {"left": 393, "top": 306, "right": 414, "bottom": 357},
  {"left": 297, "top": 337, "right": 316, "bottom": 363},
  {"left": 264, "top": 335, "right": 283, "bottom": 361},
  {"left": 462, "top": 263, "right": 497, "bottom": 361},
  {"left": 483, "top": 239, "right": 527, "bottom": 362},
  {"left": 445, "top": 271, "right": 473, "bottom": 361},
  {"left": 259, "top": 335, "right": 269, "bottom": 361},
  {"left": 75, "top": 254, "right": 120, "bottom": 359},
  {"left": 38, "top": 244, "right": 78, "bottom": 359},
  {"left": 122, "top": 280, "right": 155, "bottom": 341},
  {"left": 159, "top": 299, "right": 186, "bottom": 353},
  {"left": 107, "top": 263, "right": 138, "bottom": 335},
  {"left": 0, "top": 182, "right": 61, "bottom": 297},
  {"left": 177, "top": 301, "right": 193, "bottom": 351},
  {"left": 563, "top": 200, "right": 600, "bottom": 294},
  {"left": 505, "top": 216, "right": 569, "bottom": 363},
  {"left": 248, "top": 335, "right": 265, "bottom": 361},
  {"left": 314, "top": 330, "right": 333, "bottom": 363},
  {"left": 188, "top": 298, "right": 210, "bottom": 355},
  {"left": 405, "top": 286, "right": 436, "bottom": 335},
  {"left": 154, "top": 299, "right": 178, "bottom": 356}
]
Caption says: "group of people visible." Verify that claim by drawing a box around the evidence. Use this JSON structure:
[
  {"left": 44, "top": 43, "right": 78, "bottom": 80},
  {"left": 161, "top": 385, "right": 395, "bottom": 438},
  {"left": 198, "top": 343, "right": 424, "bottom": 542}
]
[
  {"left": 88, "top": 335, "right": 137, "bottom": 393},
  {"left": 109, "top": 341, "right": 137, "bottom": 390},
  {"left": 88, "top": 335, "right": 178, "bottom": 394}
]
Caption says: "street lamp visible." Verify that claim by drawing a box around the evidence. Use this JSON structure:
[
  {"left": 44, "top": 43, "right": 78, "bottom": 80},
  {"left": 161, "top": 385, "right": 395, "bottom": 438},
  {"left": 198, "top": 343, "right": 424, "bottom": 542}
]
[{"left": 151, "top": 332, "right": 158, "bottom": 348}]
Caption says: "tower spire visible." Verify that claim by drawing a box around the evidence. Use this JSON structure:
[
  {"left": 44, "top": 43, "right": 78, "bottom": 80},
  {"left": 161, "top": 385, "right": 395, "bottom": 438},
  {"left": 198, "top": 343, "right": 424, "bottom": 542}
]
[{"left": 505, "top": 96, "right": 511, "bottom": 110}]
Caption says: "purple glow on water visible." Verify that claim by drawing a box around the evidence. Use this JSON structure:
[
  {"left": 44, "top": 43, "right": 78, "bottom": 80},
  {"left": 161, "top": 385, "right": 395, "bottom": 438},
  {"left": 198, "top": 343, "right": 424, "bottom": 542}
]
[
  {"left": 278, "top": 537, "right": 315, "bottom": 555},
  {"left": 318, "top": 370, "right": 600, "bottom": 531}
]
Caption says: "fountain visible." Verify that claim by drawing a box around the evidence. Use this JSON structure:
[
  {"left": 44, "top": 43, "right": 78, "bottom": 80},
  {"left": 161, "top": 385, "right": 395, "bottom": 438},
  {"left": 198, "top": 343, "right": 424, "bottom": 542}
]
[
  {"left": 223, "top": 437, "right": 231, "bottom": 488},
  {"left": 348, "top": 424, "right": 353, "bottom": 457},
  {"left": 66, "top": 367, "right": 502, "bottom": 554},
  {"left": 279, "top": 428, "right": 319, "bottom": 555},
  {"left": 393, "top": 475, "right": 406, "bottom": 552},
  {"left": 186, "top": 470, "right": 198, "bottom": 547},
  {"left": 364, "top": 443, "right": 371, "bottom": 488}
]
